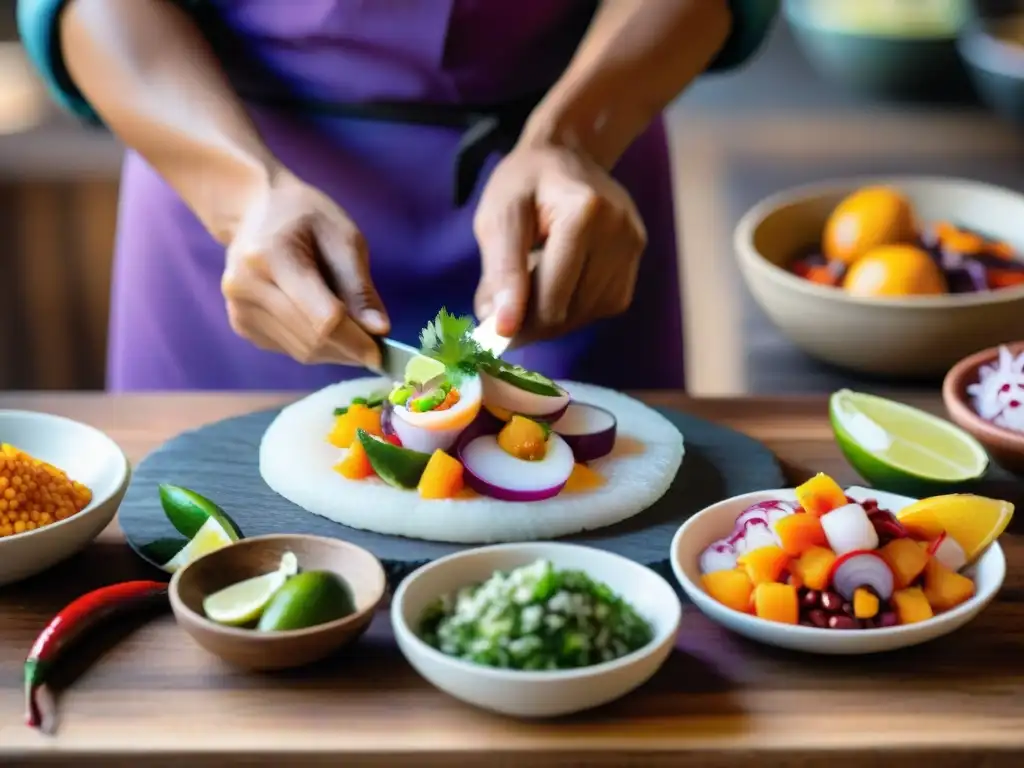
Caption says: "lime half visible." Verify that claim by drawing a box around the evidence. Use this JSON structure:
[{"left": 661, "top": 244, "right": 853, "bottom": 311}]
[
  {"left": 404, "top": 354, "right": 446, "bottom": 386},
  {"left": 829, "top": 389, "right": 989, "bottom": 497},
  {"left": 203, "top": 552, "right": 299, "bottom": 626},
  {"left": 160, "top": 517, "right": 236, "bottom": 574}
]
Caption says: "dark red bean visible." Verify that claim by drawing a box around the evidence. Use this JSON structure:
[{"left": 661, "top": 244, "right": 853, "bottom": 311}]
[
  {"left": 828, "top": 615, "right": 859, "bottom": 630},
  {"left": 877, "top": 612, "right": 898, "bottom": 628},
  {"left": 801, "top": 590, "right": 820, "bottom": 608},
  {"left": 820, "top": 592, "right": 843, "bottom": 612},
  {"left": 841, "top": 602, "right": 855, "bottom": 617},
  {"left": 807, "top": 609, "right": 829, "bottom": 628}
]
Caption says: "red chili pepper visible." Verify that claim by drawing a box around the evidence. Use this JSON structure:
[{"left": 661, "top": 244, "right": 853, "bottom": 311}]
[{"left": 25, "top": 580, "right": 169, "bottom": 735}]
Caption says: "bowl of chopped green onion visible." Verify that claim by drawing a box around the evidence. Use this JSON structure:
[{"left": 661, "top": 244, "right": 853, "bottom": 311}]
[{"left": 390, "top": 542, "right": 682, "bottom": 718}]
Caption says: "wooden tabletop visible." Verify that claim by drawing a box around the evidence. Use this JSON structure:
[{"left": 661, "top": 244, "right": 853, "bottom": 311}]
[{"left": 1, "top": 392, "right": 1023, "bottom": 767}]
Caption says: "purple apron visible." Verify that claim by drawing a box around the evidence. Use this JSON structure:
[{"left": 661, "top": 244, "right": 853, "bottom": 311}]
[{"left": 106, "top": 0, "right": 684, "bottom": 392}]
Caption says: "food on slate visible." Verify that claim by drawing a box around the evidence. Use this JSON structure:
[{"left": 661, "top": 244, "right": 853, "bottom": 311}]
[
  {"left": 328, "top": 309, "right": 617, "bottom": 501},
  {"left": 790, "top": 186, "right": 1024, "bottom": 297},
  {"left": 418, "top": 559, "right": 654, "bottom": 670},
  {"left": 25, "top": 580, "right": 169, "bottom": 734},
  {"left": 967, "top": 345, "right": 1024, "bottom": 433},
  {"left": 140, "top": 484, "right": 244, "bottom": 573},
  {"left": 0, "top": 443, "right": 93, "bottom": 538},
  {"left": 699, "top": 472, "right": 1013, "bottom": 629},
  {"left": 202, "top": 551, "right": 356, "bottom": 631}
]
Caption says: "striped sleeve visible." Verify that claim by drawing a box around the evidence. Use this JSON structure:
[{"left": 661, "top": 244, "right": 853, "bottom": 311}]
[{"left": 707, "top": 0, "right": 780, "bottom": 72}]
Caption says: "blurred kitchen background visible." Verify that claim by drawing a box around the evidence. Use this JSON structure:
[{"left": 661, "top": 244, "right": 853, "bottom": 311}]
[{"left": 1, "top": 0, "right": 1024, "bottom": 394}]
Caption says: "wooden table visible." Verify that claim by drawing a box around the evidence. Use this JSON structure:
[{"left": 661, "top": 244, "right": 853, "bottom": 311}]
[{"left": 1, "top": 392, "right": 1023, "bottom": 767}]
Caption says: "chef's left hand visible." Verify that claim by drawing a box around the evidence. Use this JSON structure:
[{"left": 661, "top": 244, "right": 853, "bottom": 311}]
[{"left": 473, "top": 143, "right": 647, "bottom": 341}]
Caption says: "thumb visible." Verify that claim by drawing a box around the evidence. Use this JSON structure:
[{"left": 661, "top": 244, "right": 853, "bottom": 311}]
[
  {"left": 315, "top": 218, "right": 390, "bottom": 336},
  {"left": 474, "top": 197, "right": 534, "bottom": 338}
]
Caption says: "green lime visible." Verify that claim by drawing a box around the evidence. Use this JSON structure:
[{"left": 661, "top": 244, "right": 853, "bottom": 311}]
[
  {"left": 356, "top": 428, "right": 431, "bottom": 489},
  {"left": 202, "top": 552, "right": 299, "bottom": 626},
  {"left": 158, "top": 484, "right": 243, "bottom": 541},
  {"left": 139, "top": 537, "right": 189, "bottom": 568},
  {"left": 160, "top": 517, "right": 237, "bottom": 573},
  {"left": 489, "top": 363, "right": 563, "bottom": 397},
  {"left": 404, "top": 354, "right": 446, "bottom": 387},
  {"left": 257, "top": 570, "right": 356, "bottom": 632},
  {"left": 829, "top": 389, "right": 989, "bottom": 497}
]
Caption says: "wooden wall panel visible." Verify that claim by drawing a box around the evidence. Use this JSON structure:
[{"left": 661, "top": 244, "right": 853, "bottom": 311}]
[{"left": 0, "top": 179, "right": 119, "bottom": 391}]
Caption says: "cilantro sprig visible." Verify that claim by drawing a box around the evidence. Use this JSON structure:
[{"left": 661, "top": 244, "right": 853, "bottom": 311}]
[{"left": 418, "top": 308, "right": 486, "bottom": 383}]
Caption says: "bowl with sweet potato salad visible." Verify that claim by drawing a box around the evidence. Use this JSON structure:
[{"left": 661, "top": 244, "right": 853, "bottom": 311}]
[{"left": 671, "top": 474, "right": 1009, "bottom": 655}]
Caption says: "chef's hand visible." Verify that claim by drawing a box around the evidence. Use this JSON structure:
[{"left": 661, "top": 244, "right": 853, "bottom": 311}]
[
  {"left": 221, "top": 169, "right": 389, "bottom": 367},
  {"left": 473, "top": 144, "right": 647, "bottom": 341}
]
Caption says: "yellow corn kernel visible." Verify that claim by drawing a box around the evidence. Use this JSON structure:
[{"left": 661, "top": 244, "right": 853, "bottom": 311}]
[{"left": 0, "top": 444, "right": 92, "bottom": 536}]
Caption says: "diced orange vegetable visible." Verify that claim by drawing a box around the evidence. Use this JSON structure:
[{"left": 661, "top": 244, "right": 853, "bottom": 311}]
[
  {"left": 753, "top": 582, "right": 799, "bottom": 624},
  {"left": 774, "top": 513, "right": 828, "bottom": 556},
  {"left": 497, "top": 415, "right": 548, "bottom": 461},
  {"left": 939, "top": 228, "right": 985, "bottom": 255},
  {"left": 791, "top": 545, "right": 837, "bottom": 591},
  {"left": 562, "top": 463, "right": 606, "bottom": 493},
  {"left": 805, "top": 265, "right": 840, "bottom": 287},
  {"left": 334, "top": 439, "right": 374, "bottom": 480},
  {"left": 892, "top": 587, "right": 934, "bottom": 625},
  {"left": 878, "top": 538, "right": 930, "bottom": 589},
  {"left": 922, "top": 558, "right": 975, "bottom": 612},
  {"left": 986, "top": 240, "right": 1016, "bottom": 261},
  {"left": 0, "top": 443, "right": 92, "bottom": 538},
  {"left": 417, "top": 450, "right": 464, "bottom": 500},
  {"left": 988, "top": 269, "right": 1024, "bottom": 289},
  {"left": 853, "top": 587, "right": 879, "bottom": 619},
  {"left": 432, "top": 387, "right": 461, "bottom": 412},
  {"left": 736, "top": 545, "right": 790, "bottom": 585},
  {"left": 794, "top": 473, "right": 848, "bottom": 517},
  {"left": 701, "top": 569, "right": 754, "bottom": 613},
  {"left": 328, "top": 404, "right": 383, "bottom": 448},
  {"left": 454, "top": 485, "right": 479, "bottom": 499}
]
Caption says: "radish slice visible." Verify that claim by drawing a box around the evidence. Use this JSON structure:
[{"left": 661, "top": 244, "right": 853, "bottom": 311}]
[
  {"left": 820, "top": 503, "right": 879, "bottom": 556},
  {"left": 458, "top": 433, "right": 575, "bottom": 502},
  {"left": 828, "top": 550, "right": 895, "bottom": 601},
  {"left": 388, "top": 412, "right": 463, "bottom": 454},
  {"left": 480, "top": 370, "right": 570, "bottom": 419},
  {"left": 929, "top": 531, "right": 968, "bottom": 572},
  {"left": 550, "top": 403, "right": 617, "bottom": 462},
  {"left": 700, "top": 539, "right": 739, "bottom": 574},
  {"left": 734, "top": 519, "right": 778, "bottom": 553},
  {"left": 394, "top": 374, "right": 482, "bottom": 432}
]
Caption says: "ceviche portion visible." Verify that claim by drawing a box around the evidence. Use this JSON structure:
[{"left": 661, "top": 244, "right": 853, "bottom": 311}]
[
  {"left": 699, "top": 473, "right": 1013, "bottom": 630},
  {"left": 327, "top": 310, "right": 614, "bottom": 502}
]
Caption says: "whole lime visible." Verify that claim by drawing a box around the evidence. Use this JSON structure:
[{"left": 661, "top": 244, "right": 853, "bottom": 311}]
[{"left": 257, "top": 571, "right": 356, "bottom": 632}]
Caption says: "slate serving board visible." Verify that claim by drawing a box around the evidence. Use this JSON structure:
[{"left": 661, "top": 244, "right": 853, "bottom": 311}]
[{"left": 119, "top": 407, "right": 784, "bottom": 588}]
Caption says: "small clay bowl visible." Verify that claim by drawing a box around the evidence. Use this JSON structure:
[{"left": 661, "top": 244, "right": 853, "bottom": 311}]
[
  {"left": 943, "top": 341, "right": 1024, "bottom": 476},
  {"left": 169, "top": 534, "right": 387, "bottom": 670}
]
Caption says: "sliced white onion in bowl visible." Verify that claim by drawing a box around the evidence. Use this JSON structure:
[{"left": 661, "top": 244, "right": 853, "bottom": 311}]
[
  {"left": 820, "top": 503, "right": 879, "bottom": 556},
  {"left": 549, "top": 402, "right": 617, "bottom": 462},
  {"left": 829, "top": 550, "right": 895, "bottom": 601},
  {"left": 479, "top": 370, "right": 570, "bottom": 420},
  {"left": 700, "top": 538, "right": 740, "bottom": 574},
  {"left": 458, "top": 433, "right": 575, "bottom": 502},
  {"left": 929, "top": 532, "right": 968, "bottom": 572}
]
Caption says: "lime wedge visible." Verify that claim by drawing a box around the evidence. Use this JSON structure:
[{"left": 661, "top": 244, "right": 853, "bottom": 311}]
[
  {"left": 829, "top": 389, "right": 989, "bottom": 497},
  {"left": 160, "top": 516, "right": 237, "bottom": 573},
  {"left": 202, "top": 551, "right": 300, "bottom": 626},
  {"left": 158, "top": 484, "right": 242, "bottom": 541},
  {"left": 404, "top": 354, "right": 446, "bottom": 386}
]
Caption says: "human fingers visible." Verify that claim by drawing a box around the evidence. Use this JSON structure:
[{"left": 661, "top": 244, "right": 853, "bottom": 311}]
[
  {"left": 473, "top": 193, "right": 534, "bottom": 337},
  {"left": 533, "top": 192, "right": 596, "bottom": 327},
  {"left": 314, "top": 216, "right": 391, "bottom": 337}
]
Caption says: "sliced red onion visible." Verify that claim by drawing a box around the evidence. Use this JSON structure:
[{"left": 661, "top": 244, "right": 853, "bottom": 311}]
[
  {"left": 458, "top": 433, "right": 575, "bottom": 502},
  {"left": 382, "top": 406, "right": 463, "bottom": 454},
  {"left": 480, "top": 370, "right": 570, "bottom": 420},
  {"left": 700, "top": 539, "right": 740, "bottom": 574},
  {"left": 828, "top": 550, "right": 895, "bottom": 601},
  {"left": 733, "top": 518, "right": 778, "bottom": 554},
  {"left": 820, "top": 503, "right": 879, "bottom": 556},
  {"left": 550, "top": 402, "right": 617, "bottom": 462},
  {"left": 928, "top": 531, "right": 968, "bottom": 572}
]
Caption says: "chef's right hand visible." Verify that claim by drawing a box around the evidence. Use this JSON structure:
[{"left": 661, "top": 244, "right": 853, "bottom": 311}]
[{"left": 221, "top": 169, "right": 389, "bottom": 368}]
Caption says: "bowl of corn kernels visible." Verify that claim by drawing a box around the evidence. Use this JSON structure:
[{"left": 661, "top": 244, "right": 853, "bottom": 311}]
[{"left": 0, "top": 410, "right": 130, "bottom": 586}]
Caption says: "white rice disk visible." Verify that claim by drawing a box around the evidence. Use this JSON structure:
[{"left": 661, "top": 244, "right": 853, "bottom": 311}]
[{"left": 259, "top": 377, "right": 685, "bottom": 544}]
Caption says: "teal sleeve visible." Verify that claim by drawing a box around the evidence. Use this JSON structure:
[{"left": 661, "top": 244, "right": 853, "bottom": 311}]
[
  {"left": 16, "top": 0, "right": 100, "bottom": 123},
  {"left": 707, "top": 0, "right": 780, "bottom": 72}
]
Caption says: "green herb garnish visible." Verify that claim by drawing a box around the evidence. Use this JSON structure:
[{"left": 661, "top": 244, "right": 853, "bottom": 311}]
[{"left": 419, "top": 308, "right": 484, "bottom": 383}]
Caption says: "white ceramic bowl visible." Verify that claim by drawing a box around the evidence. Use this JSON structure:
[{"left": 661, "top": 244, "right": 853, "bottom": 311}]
[
  {"left": 391, "top": 542, "right": 682, "bottom": 718},
  {"left": 670, "top": 486, "right": 1006, "bottom": 655},
  {"left": 0, "top": 410, "right": 131, "bottom": 587}
]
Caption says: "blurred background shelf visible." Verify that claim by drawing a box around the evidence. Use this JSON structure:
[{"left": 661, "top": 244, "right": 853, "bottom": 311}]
[{"left": 1, "top": 1, "right": 1023, "bottom": 394}]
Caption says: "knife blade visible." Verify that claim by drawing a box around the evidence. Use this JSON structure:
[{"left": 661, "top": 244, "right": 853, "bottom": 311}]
[{"left": 373, "top": 337, "right": 421, "bottom": 382}]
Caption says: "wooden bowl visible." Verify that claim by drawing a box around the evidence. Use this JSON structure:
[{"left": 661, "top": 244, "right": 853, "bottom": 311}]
[
  {"left": 169, "top": 534, "right": 387, "bottom": 670},
  {"left": 734, "top": 176, "right": 1024, "bottom": 377},
  {"left": 943, "top": 341, "right": 1024, "bottom": 475}
]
